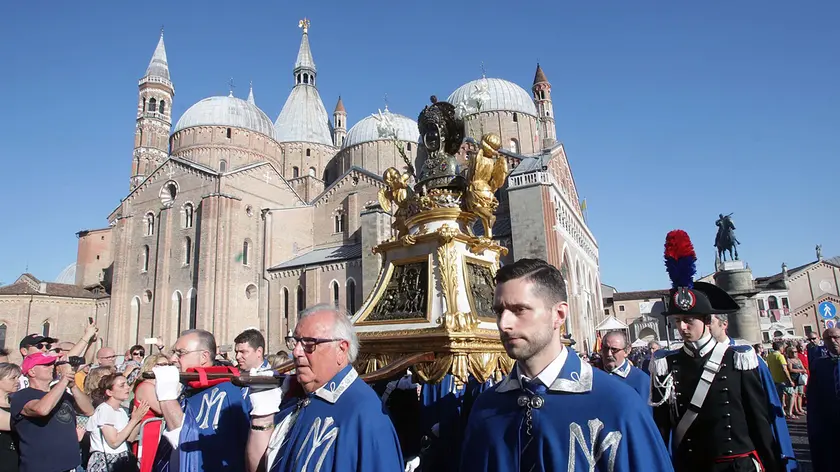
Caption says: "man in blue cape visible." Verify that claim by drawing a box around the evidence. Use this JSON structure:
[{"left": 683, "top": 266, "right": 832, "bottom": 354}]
[
  {"left": 806, "top": 327, "right": 840, "bottom": 472},
  {"left": 460, "top": 258, "right": 673, "bottom": 472},
  {"left": 598, "top": 330, "right": 651, "bottom": 405},
  {"left": 234, "top": 328, "right": 273, "bottom": 408},
  {"left": 245, "top": 304, "right": 403, "bottom": 472},
  {"left": 152, "top": 329, "right": 250, "bottom": 471},
  {"left": 709, "top": 313, "right": 797, "bottom": 471}
]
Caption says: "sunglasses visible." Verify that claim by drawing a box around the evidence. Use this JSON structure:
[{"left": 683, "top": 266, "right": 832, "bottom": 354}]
[
  {"left": 31, "top": 343, "right": 53, "bottom": 350},
  {"left": 132, "top": 352, "right": 145, "bottom": 356}
]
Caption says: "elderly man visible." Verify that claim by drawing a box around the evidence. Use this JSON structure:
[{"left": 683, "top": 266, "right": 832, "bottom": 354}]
[
  {"left": 641, "top": 340, "right": 661, "bottom": 375},
  {"left": 461, "top": 259, "right": 672, "bottom": 471},
  {"left": 11, "top": 352, "right": 94, "bottom": 472},
  {"left": 599, "top": 331, "right": 651, "bottom": 404},
  {"left": 709, "top": 313, "right": 796, "bottom": 471},
  {"left": 95, "top": 346, "right": 117, "bottom": 367},
  {"left": 246, "top": 304, "right": 403, "bottom": 472},
  {"left": 806, "top": 327, "right": 840, "bottom": 472},
  {"left": 152, "top": 329, "right": 250, "bottom": 471}
]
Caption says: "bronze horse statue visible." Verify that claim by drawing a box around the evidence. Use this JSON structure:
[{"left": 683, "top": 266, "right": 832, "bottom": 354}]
[{"left": 714, "top": 213, "right": 740, "bottom": 261}]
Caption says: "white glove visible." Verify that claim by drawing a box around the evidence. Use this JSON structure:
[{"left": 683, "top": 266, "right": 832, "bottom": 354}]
[
  {"left": 404, "top": 456, "right": 421, "bottom": 472},
  {"left": 162, "top": 426, "right": 182, "bottom": 448},
  {"left": 153, "top": 365, "right": 181, "bottom": 401},
  {"left": 249, "top": 372, "right": 287, "bottom": 417}
]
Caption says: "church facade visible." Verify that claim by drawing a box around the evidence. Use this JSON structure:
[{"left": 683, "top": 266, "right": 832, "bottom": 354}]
[{"left": 0, "top": 23, "right": 603, "bottom": 357}]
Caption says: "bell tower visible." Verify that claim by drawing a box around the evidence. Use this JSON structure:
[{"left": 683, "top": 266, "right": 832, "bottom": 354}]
[
  {"left": 131, "top": 30, "right": 174, "bottom": 190},
  {"left": 532, "top": 63, "right": 556, "bottom": 149},
  {"left": 333, "top": 96, "right": 347, "bottom": 147}
]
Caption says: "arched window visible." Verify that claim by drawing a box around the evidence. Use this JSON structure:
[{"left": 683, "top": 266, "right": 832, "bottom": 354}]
[
  {"left": 0, "top": 324, "right": 5, "bottom": 350},
  {"left": 226, "top": 128, "right": 231, "bottom": 139},
  {"left": 140, "top": 245, "right": 150, "bottom": 272},
  {"left": 346, "top": 279, "right": 357, "bottom": 314},
  {"left": 219, "top": 160, "right": 227, "bottom": 172},
  {"left": 308, "top": 167, "right": 316, "bottom": 177},
  {"left": 187, "top": 289, "right": 197, "bottom": 329},
  {"left": 334, "top": 213, "right": 346, "bottom": 233},
  {"left": 142, "top": 98, "right": 146, "bottom": 112},
  {"left": 145, "top": 213, "right": 155, "bottom": 236},
  {"left": 292, "top": 167, "right": 300, "bottom": 178},
  {"left": 148, "top": 98, "right": 157, "bottom": 112},
  {"left": 331, "top": 281, "right": 340, "bottom": 308},
  {"left": 283, "top": 287, "right": 290, "bottom": 324},
  {"left": 768, "top": 296, "right": 779, "bottom": 310},
  {"left": 172, "top": 291, "right": 182, "bottom": 333},
  {"left": 303, "top": 74, "right": 309, "bottom": 84},
  {"left": 183, "top": 203, "right": 194, "bottom": 228},
  {"left": 242, "top": 240, "right": 250, "bottom": 266},
  {"left": 184, "top": 237, "right": 192, "bottom": 265},
  {"left": 306, "top": 148, "right": 311, "bottom": 157},
  {"left": 159, "top": 100, "right": 166, "bottom": 114},
  {"left": 297, "top": 286, "right": 305, "bottom": 312},
  {"left": 509, "top": 138, "right": 520, "bottom": 154},
  {"left": 407, "top": 142, "right": 412, "bottom": 151},
  {"left": 512, "top": 112, "right": 518, "bottom": 123}
]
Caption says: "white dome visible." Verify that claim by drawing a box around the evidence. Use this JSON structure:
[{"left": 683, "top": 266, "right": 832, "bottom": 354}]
[
  {"left": 447, "top": 78, "right": 537, "bottom": 117},
  {"left": 343, "top": 109, "right": 419, "bottom": 149},
  {"left": 55, "top": 263, "right": 77, "bottom": 285},
  {"left": 174, "top": 95, "right": 276, "bottom": 138}
]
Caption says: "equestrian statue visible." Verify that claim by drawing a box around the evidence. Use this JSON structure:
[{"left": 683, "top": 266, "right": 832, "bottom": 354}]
[{"left": 714, "top": 213, "right": 740, "bottom": 261}]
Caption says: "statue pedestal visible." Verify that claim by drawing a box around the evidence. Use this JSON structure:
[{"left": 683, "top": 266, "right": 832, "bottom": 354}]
[{"left": 714, "top": 262, "right": 761, "bottom": 344}]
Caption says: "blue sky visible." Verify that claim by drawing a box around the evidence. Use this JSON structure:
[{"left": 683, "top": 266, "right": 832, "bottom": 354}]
[{"left": 1, "top": 1, "right": 837, "bottom": 291}]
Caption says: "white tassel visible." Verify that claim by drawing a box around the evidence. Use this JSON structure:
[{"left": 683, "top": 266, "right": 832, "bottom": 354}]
[
  {"left": 649, "top": 373, "right": 674, "bottom": 407},
  {"left": 733, "top": 347, "right": 759, "bottom": 371},
  {"left": 651, "top": 355, "right": 670, "bottom": 377}
]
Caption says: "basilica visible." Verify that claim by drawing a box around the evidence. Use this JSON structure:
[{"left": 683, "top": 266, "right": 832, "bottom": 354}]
[{"left": 0, "top": 23, "right": 603, "bottom": 357}]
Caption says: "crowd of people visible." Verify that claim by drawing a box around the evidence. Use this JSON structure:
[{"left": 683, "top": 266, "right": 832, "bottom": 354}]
[{"left": 0, "top": 247, "right": 837, "bottom": 471}]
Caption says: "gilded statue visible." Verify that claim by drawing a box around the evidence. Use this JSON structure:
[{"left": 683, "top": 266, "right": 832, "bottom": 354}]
[
  {"left": 465, "top": 133, "right": 508, "bottom": 238},
  {"left": 378, "top": 167, "right": 413, "bottom": 238}
]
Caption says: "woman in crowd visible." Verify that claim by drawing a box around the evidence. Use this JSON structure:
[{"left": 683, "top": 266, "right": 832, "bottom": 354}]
[
  {"left": 0, "top": 362, "right": 22, "bottom": 472},
  {"left": 131, "top": 354, "right": 169, "bottom": 472},
  {"left": 784, "top": 346, "right": 807, "bottom": 418},
  {"left": 87, "top": 373, "right": 149, "bottom": 472}
]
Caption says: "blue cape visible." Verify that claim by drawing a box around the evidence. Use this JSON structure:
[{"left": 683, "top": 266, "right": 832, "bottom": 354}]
[
  {"left": 806, "top": 355, "right": 840, "bottom": 472},
  {"left": 607, "top": 360, "right": 651, "bottom": 408},
  {"left": 153, "top": 381, "right": 250, "bottom": 472},
  {"left": 269, "top": 365, "right": 403, "bottom": 472},
  {"left": 461, "top": 351, "right": 673, "bottom": 471}
]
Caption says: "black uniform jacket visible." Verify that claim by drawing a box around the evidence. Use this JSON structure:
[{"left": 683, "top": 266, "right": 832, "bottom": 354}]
[{"left": 651, "top": 345, "right": 781, "bottom": 472}]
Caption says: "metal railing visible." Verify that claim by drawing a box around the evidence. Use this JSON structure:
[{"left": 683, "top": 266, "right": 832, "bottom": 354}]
[{"left": 136, "top": 417, "right": 165, "bottom": 466}]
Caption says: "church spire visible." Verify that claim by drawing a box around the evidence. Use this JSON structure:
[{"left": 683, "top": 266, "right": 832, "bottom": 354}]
[
  {"left": 293, "top": 18, "right": 317, "bottom": 87},
  {"left": 247, "top": 81, "right": 255, "bottom": 105},
  {"left": 145, "top": 29, "right": 170, "bottom": 81}
]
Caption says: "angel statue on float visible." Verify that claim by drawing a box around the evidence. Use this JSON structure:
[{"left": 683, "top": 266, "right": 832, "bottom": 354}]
[
  {"left": 377, "top": 167, "right": 413, "bottom": 239},
  {"left": 465, "top": 132, "right": 508, "bottom": 239}
]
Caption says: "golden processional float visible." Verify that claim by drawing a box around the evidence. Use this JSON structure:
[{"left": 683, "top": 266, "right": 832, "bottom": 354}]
[{"left": 349, "top": 96, "right": 514, "bottom": 432}]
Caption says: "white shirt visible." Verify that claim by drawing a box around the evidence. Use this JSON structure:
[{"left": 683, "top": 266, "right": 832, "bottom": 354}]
[
  {"left": 519, "top": 347, "right": 568, "bottom": 388},
  {"left": 86, "top": 403, "right": 130, "bottom": 454}
]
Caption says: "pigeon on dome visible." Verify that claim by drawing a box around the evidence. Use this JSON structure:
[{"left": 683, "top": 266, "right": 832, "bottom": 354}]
[{"left": 660, "top": 230, "right": 740, "bottom": 317}]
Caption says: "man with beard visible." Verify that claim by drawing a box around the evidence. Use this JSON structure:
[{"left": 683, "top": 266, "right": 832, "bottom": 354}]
[
  {"left": 805, "top": 327, "right": 840, "bottom": 472},
  {"left": 460, "top": 258, "right": 673, "bottom": 472},
  {"left": 599, "top": 331, "right": 651, "bottom": 405},
  {"left": 650, "top": 230, "right": 780, "bottom": 472}
]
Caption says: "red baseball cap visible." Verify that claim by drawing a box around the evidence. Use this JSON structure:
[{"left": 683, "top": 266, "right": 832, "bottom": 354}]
[{"left": 21, "top": 352, "right": 58, "bottom": 375}]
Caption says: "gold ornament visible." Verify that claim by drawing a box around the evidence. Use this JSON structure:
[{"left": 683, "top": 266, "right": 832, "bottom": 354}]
[
  {"left": 378, "top": 167, "right": 413, "bottom": 238},
  {"left": 464, "top": 133, "right": 508, "bottom": 238}
]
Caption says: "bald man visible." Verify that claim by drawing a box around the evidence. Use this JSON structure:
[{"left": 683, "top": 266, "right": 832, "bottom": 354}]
[
  {"left": 806, "top": 327, "right": 840, "bottom": 472},
  {"left": 95, "top": 347, "right": 116, "bottom": 367}
]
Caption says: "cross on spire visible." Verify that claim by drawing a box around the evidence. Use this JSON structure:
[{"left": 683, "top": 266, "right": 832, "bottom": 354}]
[
  {"left": 299, "top": 18, "right": 310, "bottom": 34},
  {"left": 480, "top": 61, "right": 486, "bottom": 78},
  {"left": 160, "top": 25, "right": 164, "bottom": 36},
  {"left": 384, "top": 93, "right": 389, "bottom": 110},
  {"left": 228, "top": 78, "right": 236, "bottom": 96}
]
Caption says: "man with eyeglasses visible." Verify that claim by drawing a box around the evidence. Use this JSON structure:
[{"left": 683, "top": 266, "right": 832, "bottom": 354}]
[
  {"left": 806, "top": 327, "right": 840, "bottom": 472},
  {"left": 17, "top": 334, "right": 58, "bottom": 389},
  {"left": 599, "top": 331, "right": 651, "bottom": 405},
  {"left": 805, "top": 332, "right": 827, "bottom": 363},
  {"left": 151, "top": 329, "right": 250, "bottom": 471},
  {"left": 245, "top": 304, "right": 403, "bottom": 472}
]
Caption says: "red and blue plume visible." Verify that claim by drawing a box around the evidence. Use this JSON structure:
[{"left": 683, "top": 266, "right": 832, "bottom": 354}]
[{"left": 664, "top": 230, "right": 696, "bottom": 289}]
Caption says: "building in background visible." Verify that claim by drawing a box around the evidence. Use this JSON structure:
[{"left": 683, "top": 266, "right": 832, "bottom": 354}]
[{"left": 0, "top": 23, "right": 603, "bottom": 353}]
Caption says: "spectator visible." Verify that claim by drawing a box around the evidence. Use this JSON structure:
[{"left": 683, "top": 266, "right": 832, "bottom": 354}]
[
  {"left": 784, "top": 347, "right": 806, "bottom": 417},
  {"left": 86, "top": 373, "right": 149, "bottom": 472},
  {"left": 11, "top": 352, "right": 94, "bottom": 472},
  {"left": 95, "top": 348, "right": 117, "bottom": 368},
  {"left": 641, "top": 340, "right": 660, "bottom": 374},
  {"left": 131, "top": 354, "right": 169, "bottom": 472},
  {"left": 806, "top": 327, "right": 840, "bottom": 471},
  {"left": 0, "top": 362, "right": 22, "bottom": 472},
  {"left": 264, "top": 354, "right": 286, "bottom": 370},
  {"left": 752, "top": 343, "right": 766, "bottom": 358},
  {"left": 0, "top": 349, "right": 10, "bottom": 364},
  {"left": 17, "top": 334, "right": 57, "bottom": 389},
  {"left": 118, "top": 346, "right": 144, "bottom": 387},
  {"left": 766, "top": 341, "right": 796, "bottom": 419}
]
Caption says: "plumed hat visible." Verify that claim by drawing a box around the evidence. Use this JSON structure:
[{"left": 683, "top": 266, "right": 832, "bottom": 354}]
[{"left": 660, "top": 230, "right": 740, "bottom": 316}]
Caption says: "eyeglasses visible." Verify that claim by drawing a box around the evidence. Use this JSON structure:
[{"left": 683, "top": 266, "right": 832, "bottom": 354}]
[
  {"left": 31, "top": 343, "right": 53, "bottom": 351},
  {"left": 170, "top": 349, "right": 206, "bottom": 359},
  {"left": 285, "top": 336, "right": 341, "bottom": 353},
  {"left": 98, "top": 355, "right": 116, "bottom": 360},
  {"left": 600, "top": 346, "right": 625, "bottom": 356}
]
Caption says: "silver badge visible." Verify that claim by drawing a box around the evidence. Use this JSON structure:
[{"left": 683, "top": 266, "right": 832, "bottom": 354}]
[
  {"left": 517, "top": 395, "right": 530, "bottom": 407},
  {"left": 530, "top": 396, "right": 545, "bottom": 409}
]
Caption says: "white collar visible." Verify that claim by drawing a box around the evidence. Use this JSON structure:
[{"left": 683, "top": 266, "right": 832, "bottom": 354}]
[
  {"left": 497, "top": 347, "right": 593, "bottom": 394},
  {"left": 683, "top": 333, "right": 717, "bottom": 357},
  {"left": 518, "top": 347, "right": 568, "bottom": 387},
  {"left": 312, "top": 366, "right": 357, "bottom": 404},
  {"left": 610, "top": 359, "right": 632, "bottom": 378}
]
